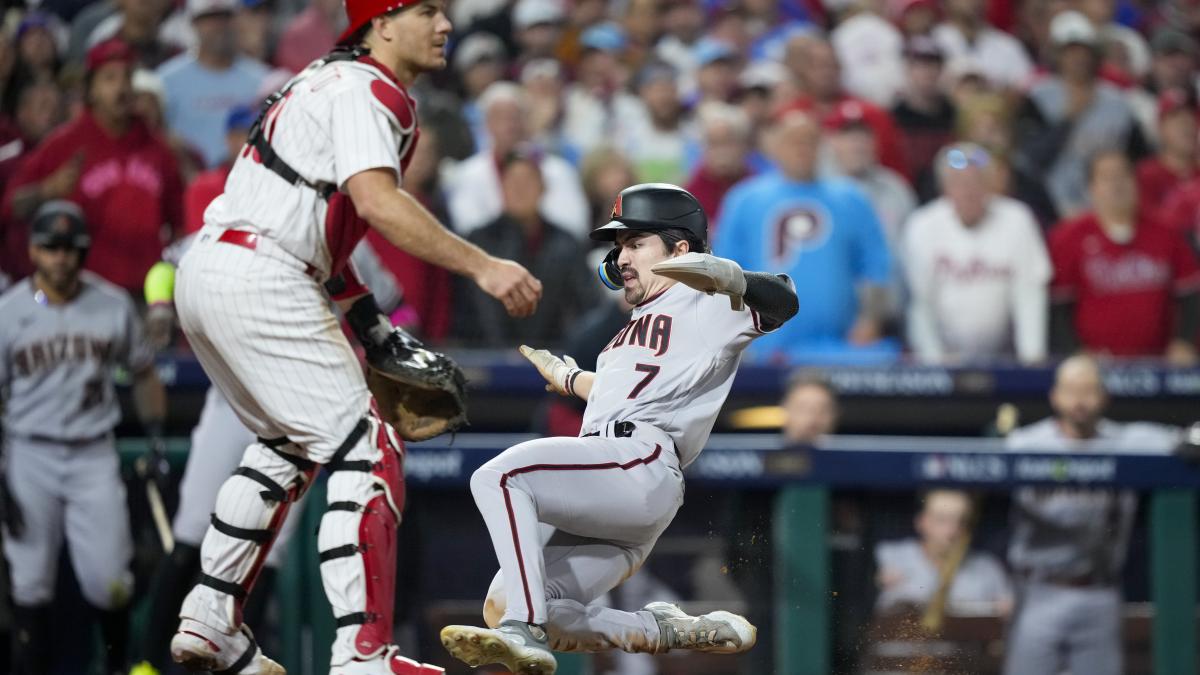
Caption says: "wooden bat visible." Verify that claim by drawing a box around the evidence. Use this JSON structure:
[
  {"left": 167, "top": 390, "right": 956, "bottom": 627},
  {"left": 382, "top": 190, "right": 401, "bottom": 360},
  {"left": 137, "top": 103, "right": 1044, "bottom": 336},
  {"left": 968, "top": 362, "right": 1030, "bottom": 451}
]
[{"left": 921, "top": 404, "right": 1019, "bottom": 633}]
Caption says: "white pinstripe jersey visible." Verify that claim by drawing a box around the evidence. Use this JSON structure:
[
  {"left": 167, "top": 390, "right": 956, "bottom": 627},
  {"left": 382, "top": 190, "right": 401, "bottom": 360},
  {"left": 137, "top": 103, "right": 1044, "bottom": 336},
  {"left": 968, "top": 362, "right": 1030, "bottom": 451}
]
[
  {"left": 581, "top": 283, "right": 775, "bottom": 468},
  {"left": 203, "top": 55, "right": 418, "bottom": 277}
]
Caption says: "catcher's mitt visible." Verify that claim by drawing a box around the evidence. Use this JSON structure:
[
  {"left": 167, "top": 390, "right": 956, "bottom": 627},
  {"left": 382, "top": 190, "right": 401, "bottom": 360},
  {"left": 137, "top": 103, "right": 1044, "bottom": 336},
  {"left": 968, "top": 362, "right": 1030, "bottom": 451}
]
[{"left": 364, "top": 327, "right": 469, "bottom": 442}]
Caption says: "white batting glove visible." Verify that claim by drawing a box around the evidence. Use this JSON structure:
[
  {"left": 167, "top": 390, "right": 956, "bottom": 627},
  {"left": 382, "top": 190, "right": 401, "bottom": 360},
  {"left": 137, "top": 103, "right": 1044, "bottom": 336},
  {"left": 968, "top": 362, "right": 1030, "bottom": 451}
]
[
  {"left": 651, "top": 252, "right": 748, "bottom": 310},
  {"left": 519, "top": 345, "right": 583, "bottom": 397}
]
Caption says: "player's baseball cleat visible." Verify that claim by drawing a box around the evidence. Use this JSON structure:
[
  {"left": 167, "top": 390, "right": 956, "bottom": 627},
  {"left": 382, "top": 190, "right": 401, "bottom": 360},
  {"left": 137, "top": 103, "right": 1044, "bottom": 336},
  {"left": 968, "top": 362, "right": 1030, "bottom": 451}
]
[
  {"left": 330, "top": 645, "right": 445, "bottom": 674},
  {"left": 440, "top": 621, "right": 557, "bottom": 675},
  {"left": 170, "top": 618, "right": 285, "bottom": 674},
  {"left": 644, "top": 601, "right": 758, "bottom": 654}
]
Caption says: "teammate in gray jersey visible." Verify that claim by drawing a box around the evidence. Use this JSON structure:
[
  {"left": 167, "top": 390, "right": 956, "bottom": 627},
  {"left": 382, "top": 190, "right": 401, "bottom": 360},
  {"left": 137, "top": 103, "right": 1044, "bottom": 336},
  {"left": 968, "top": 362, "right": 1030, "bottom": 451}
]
[
  {"left": 1003, "top": 354, "right": 1179, "bottom": 675},
  {"left": 440, "top": 184, "right": 799, "bottom": 675},
  {"left": 0, "top": 201, "right": 167, "bottom": 675}
]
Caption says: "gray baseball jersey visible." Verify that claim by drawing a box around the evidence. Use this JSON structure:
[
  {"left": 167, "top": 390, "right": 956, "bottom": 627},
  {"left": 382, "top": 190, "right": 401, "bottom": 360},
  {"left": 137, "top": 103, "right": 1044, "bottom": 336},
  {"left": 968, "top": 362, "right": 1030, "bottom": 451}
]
[
  {"left": 0, "top": 272, "right": 153, "bottom": 439},
  {"left": 581, "top": 283, "right": 777, "bottom": 468},
  {"left": 1005, "top": 418, "right": 1178, "bottom": 581}
]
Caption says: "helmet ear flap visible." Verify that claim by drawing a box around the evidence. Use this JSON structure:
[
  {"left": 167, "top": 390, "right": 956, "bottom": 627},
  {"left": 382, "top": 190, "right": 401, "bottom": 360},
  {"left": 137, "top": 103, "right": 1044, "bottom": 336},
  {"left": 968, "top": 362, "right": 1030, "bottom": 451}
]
[{"left": 598, "top": 246, "right": 623, "bottom": 290}]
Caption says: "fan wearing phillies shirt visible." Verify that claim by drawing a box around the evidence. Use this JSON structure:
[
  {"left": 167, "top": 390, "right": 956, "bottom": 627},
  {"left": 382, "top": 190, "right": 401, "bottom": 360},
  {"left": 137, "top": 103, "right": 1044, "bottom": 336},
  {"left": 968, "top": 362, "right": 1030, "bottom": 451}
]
[
  {"left": 1135, "top": 89, "right": 1199, "bottom": 208},
  {"left": 1049, "top": 149, "right": 1200, "bottom": 363},
  {"left": 2, "top": 39, "right": 183, "bottom": 296}
]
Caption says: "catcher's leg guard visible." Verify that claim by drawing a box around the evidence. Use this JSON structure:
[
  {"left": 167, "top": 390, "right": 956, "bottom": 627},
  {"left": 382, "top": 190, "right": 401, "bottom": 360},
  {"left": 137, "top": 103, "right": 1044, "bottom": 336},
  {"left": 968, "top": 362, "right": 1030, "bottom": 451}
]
[
  {"left": 179, "top": 440, "right": 316, "bottom": 632},
  {"left": 318, "top": 410, "right": 409, "bottom": 666}
]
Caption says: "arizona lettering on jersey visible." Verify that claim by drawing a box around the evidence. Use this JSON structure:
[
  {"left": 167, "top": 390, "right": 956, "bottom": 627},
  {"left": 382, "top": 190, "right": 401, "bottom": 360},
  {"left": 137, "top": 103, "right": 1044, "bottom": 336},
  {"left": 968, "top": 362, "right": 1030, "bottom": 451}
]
[
  {"left": 203, "top": 54, "right": 418, "bottom": 278},
  {"left": 582, "top": 281, "right": 786, "bottom": 467},
  {"left": 0, "top": 272, "right": 154, "bottom": 440}
]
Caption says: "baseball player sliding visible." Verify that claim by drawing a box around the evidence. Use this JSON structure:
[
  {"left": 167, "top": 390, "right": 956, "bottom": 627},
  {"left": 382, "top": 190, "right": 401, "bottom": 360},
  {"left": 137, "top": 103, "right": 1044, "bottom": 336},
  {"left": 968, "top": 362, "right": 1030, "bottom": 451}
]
[
  {"left": 168, "top": 0, "right": 541, "bottom": 672},
  {"left": 441, "top": 183, "right": 799, "bottom": 675}
]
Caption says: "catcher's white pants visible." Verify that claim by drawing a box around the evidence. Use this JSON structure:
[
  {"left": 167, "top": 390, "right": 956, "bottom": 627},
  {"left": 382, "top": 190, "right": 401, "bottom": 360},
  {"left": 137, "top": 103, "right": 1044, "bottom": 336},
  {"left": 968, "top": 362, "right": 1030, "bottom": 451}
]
[
  {"left": 176, "top": 228, "right": 405, "bottom": 666},
  {"left": 470, "top": 422, "right": 684, "bottom": 653},
  {"left": 175, "top": 227, "right": 370, "bottom": 458},
  {"left": 172, "top": 386, "right": 304, "bottom": 568}
]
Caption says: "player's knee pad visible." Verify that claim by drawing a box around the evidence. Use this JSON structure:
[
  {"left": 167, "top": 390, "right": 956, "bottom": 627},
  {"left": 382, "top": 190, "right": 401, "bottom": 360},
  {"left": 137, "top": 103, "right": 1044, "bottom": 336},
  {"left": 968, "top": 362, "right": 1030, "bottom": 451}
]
[
  {"left": 201, "top": 440, "right": 316, "bottom": 624},
  {"left": 318, "top": 409, "right": 407, "bottom": 660}
]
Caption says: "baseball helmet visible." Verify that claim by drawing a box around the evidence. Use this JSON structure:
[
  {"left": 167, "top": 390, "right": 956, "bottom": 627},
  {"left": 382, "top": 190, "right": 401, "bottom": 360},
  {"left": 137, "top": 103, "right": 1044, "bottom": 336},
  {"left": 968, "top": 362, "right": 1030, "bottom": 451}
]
[
  {"left": 591, "top": 183, "right": 709, "bottom": 290},
  {"left": 30, "top": 200, "right": 90, "bottom": 251}
]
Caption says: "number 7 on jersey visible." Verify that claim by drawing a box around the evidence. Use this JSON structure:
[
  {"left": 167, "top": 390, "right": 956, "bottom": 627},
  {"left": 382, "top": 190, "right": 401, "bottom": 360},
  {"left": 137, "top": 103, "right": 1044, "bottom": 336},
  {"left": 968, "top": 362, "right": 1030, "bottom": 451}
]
[{"left": 628, "top": 363, "right": 660, "bottom": 399}]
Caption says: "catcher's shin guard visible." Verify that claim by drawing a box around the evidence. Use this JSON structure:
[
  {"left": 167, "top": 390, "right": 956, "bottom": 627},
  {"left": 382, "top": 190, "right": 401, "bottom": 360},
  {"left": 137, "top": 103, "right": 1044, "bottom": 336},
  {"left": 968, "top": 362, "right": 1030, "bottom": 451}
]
[
  {"left": 180, "top": 440, "right": 317, "bottom": 630},
  {"left": 318, "top": 408, "right": 407, "bottom": 666}
]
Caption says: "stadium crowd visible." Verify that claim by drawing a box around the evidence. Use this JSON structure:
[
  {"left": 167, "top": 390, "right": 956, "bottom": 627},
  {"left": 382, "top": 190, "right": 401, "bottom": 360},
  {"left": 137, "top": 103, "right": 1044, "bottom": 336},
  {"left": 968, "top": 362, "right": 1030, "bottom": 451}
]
[{"left": 0, "top": 0, "right": 1197, "bottom": 366}]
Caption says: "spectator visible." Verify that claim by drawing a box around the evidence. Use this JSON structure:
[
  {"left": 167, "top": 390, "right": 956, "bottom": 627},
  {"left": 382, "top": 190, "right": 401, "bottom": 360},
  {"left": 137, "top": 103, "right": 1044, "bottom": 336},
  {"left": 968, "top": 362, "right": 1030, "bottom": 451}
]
[
  {"left": 831, "top": 0, "right": 906, "bottom": 106},
  {"left": 512, "top": 0, "right": 565, "bottom": 65},
  {"left": 781, "top": 371, "right": 839, "bottom": 444},
  {"left": 625, "top": 61, "right": 691, "bottom": 184},
  {"left": 85, "top": 0, "right": 180, "bottom": 69},
  {"left": 132, "top": 67, "right": 205, "bottom": 183},
  {"left": 445, "top": 82, "right": 590, "bottom": 238},
  {"left": 5, "top": 13, "right": 63, "bottom": 116},
  {"left": 905, "top": 143, "right": 1050, "bottom": 364},
  {"left": 1017, "top": 11, "right": 1149, "bottom": 218},
  {"left": 561, "top": 22, "right": 641, "bottom": 154},
  {"left": 0, "top": 79, "right": 66, "bottom": 279},
  {"left": 519, "top": 59, "right": 580, "bottom": 165},
  {"left": 579, "top": 145, "right": 636, "bottom": 230},
  {"left": 157, "top": 0, "right": 267, "bottom": 168},
  {"left": 875, "top": 489, "right": 1012, "bottom": 615},
  {"left": 1148, "top": 28, "right": 1198, "bottom": 98},
  {"left": 716, "top": 109, "right": 894, "bottom": 363},
  {"left": 1004, "top": 354, "right": 1179, "bottom": 675},
  {"left": 1136, "top": 90, "right": 1199, "bottom": 208},
  {"left": 1077, "top": 0, "right": 1151, "bottom": 82},
  {"left": 182, "top": 105, "right": 252, "bottom": 235},
  {"left": 892, "top": 0, "right": 939, "bottom": 39},
  {"left": 274, "top": 0, "right": 341, "bottom": 73},
  {"left": 685, "top": 102, "right": 752, "bottom": 228},
  {"left": 732, "top": 59, "right": 789, "bottom": 136},
  {"left": 1049, "top": 150, "right": 1200, "bottom": 362},
  {"left": 783, "top": 33, "right": 910, "bottom": 179},
  {"left": 3, "top": 39, "right": 183, "bottom": 296},
  {"left": 891, "top": 36, "right": 955, "bottom": 196},
  {"left": 932, "top": 0, "right": 1033, "bottom": 91},
  {"left": 455, "top": 148, "right": 597, "bottom": 346},
  {"left": 824, "top": 100, "right": 916, "bottom": 247},
  {"left": 453, "top": 32, "right": 509, "bottom": 152},
  {"left": 955, "top": 93, "right": 1059, "bottom": 228},
  {"left": 233, "top": 0, "right": 274, "bottom": 63},
  {"left": 654, "top": 0, "right": 707, "bottom": 99},
  {"left": 692, "top": 37, "right": 740, "bottom": 105}
]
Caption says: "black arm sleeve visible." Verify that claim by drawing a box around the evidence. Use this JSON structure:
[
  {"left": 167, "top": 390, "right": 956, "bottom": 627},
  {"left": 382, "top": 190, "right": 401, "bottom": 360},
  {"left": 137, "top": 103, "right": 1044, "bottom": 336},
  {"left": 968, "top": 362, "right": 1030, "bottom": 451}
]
[
  {"left": 743, "top": 271, "right": 798, "bottom": 330},
  {"left": 1175, "top": 291, "right": 1200, "bottom": 342}
]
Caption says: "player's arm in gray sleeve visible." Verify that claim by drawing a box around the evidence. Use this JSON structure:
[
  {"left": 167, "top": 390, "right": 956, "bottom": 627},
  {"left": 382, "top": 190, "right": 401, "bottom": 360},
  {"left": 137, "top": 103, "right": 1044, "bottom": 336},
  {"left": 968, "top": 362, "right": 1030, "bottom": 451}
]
[{"left": 123, "top": 299, "right": 167, "bottom": 433}]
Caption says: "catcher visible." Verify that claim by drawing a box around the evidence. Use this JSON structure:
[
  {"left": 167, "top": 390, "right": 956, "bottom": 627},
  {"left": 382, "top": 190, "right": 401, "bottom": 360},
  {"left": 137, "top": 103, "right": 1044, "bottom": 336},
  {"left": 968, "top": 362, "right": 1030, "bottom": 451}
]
[{"left": 167, "top": 0, "right": 540, "bottom": 672}]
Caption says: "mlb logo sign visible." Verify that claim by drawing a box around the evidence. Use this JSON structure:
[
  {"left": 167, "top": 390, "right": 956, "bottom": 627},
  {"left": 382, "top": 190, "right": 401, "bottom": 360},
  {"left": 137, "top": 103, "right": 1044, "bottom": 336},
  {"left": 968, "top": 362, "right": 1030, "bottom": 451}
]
[{"left": 611, "top": 194, "right": 623, "bottom": 219}]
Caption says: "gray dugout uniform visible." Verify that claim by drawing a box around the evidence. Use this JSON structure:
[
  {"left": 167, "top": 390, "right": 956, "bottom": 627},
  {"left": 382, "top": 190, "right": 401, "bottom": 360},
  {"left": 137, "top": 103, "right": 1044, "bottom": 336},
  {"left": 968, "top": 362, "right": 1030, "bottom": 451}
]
[
  {"left": 1002, "top": 417, "right": 1178, "bottom": 675},
  {"left": 164, "top": 234, "right": 401, "bottom": 564},
  {"left": 0, "top": 272, "right": 152, "bottom": 609}
]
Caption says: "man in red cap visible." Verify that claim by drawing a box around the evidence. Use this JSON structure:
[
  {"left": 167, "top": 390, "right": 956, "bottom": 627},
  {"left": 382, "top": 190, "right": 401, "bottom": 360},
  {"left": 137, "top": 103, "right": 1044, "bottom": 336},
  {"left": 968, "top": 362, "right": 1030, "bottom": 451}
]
[
  {"left": 2, "top": 39, "right": 183, "bottom": 296},
  {"left": 167, "top": 0, "right": 542, "bottom": 673}
]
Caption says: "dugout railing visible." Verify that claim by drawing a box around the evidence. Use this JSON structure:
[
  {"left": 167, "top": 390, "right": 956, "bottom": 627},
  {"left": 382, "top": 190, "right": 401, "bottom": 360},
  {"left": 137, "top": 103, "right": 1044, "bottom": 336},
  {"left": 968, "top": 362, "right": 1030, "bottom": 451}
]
[{"left": 116, "top": 434, "right": 1200, "bottom": 675}]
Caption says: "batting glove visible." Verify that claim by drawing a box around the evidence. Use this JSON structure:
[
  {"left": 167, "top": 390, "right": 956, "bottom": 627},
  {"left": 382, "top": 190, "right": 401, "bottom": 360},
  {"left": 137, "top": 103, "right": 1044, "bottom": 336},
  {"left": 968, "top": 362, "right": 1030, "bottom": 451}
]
[
  {"left": 651, "top": 253, "right": 747, "bottom": 310},
  {"left": 520, "top": 345, "right": 583, "bottom": 397}
]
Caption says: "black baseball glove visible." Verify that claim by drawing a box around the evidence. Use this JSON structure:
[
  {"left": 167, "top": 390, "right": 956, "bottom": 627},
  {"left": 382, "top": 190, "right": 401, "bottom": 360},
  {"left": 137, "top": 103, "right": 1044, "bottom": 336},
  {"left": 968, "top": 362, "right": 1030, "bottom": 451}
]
[{"left": 346, "top": 295, "right": 468, "bottom": 441}]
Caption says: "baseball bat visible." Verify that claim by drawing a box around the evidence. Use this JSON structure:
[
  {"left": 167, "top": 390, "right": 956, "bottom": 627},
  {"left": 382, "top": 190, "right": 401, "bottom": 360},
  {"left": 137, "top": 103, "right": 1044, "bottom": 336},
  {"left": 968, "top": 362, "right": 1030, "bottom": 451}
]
[
  {"left": 136, "top": 438, "right": 175, "bottom": 554},
  {"left": 921, "top": 404, "right": 1019, "bottom": 633}
]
